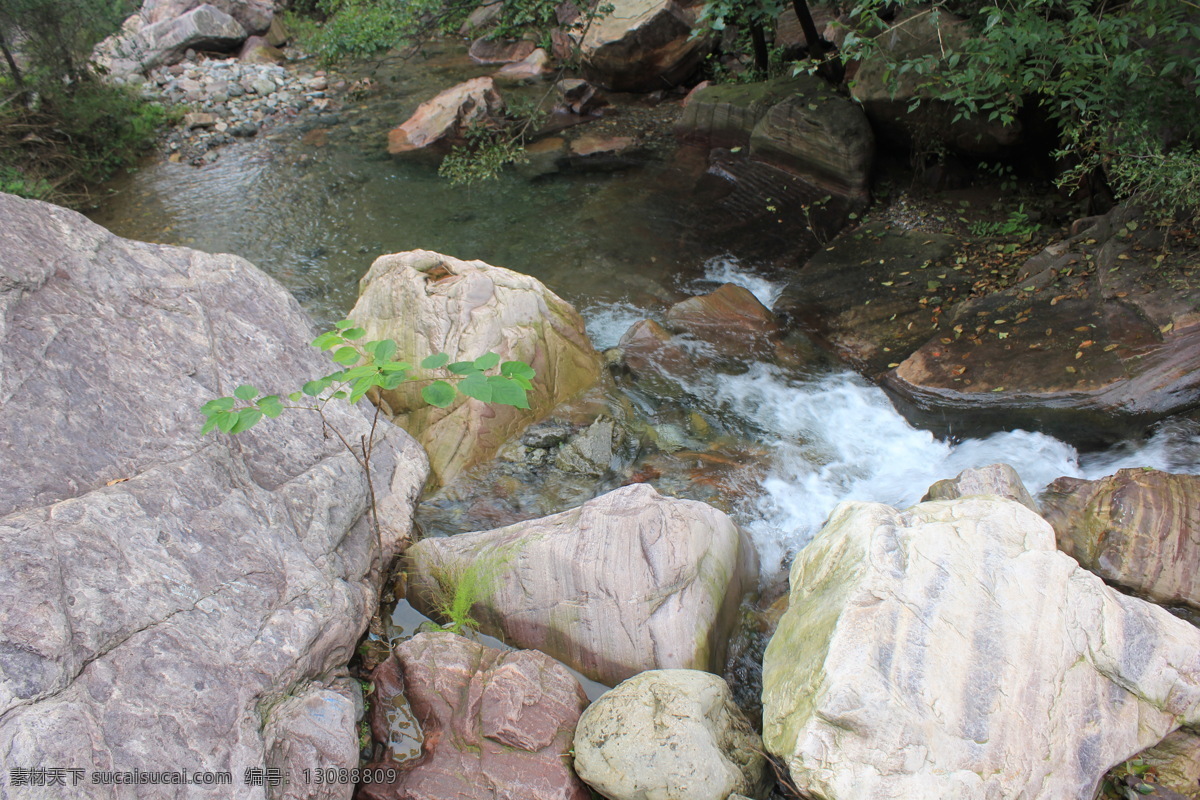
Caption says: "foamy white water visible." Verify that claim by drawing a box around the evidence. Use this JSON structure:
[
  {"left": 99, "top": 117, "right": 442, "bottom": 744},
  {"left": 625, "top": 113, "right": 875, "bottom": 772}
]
[
  {"left": 702, "top": 255, "right": 784, "bottom": 309},
  {"left": 583, "top": 259, "right": 1199, "bottom": 579},
  {"left": 694, "top": 364, "right": 1200, "bottom": 578}
]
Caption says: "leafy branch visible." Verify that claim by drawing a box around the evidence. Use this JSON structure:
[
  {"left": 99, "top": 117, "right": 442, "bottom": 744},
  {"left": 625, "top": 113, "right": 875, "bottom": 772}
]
[{"left": 199, "top": 318, "right": 536, "bottom": 557}]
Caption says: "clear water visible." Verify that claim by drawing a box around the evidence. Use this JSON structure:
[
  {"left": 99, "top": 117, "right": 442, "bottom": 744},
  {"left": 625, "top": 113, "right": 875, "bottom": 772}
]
[{"left": 89, "top": 56, "right": 1200, "bottom": 587}]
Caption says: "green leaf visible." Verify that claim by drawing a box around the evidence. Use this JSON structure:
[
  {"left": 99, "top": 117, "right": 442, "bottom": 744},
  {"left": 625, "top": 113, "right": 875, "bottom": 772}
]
[
  {"left": 512, "top": 375, "right": 533, "bottom": 391},
  {"left": 343, "top": 327, "right": 367, "bottom": 340},
  {"left": 216, "top": 410, "right": 239, "bottom": 433},
  {"left": 335, "top": 319, "right": 354, "bottom": 330},
  {"left": 473, "top": 352, "right": 501, "bottom": 370},
  {"left": 287, "top": 391, "right": 303, "bottom": 402},
  {"left": 373, "top": 339, "right": 397, "bottom": 364},
  {"left": 341, "top": 364, "right": 379, "bottom": 381},
  {"left": 257, "top": 395, "right": 284, "bottom": 418},
  {"left": 458, "top": 372, "right": 493, "bottom": 402},
  {"left": 448, "top": 361, "right": 478, "bottom": 375},
  {"left": 421, "top": 352, "right": 450, "bottom": 369},
  {"left": 349, "top": 377, "right": 375, "bottom": 404},
  {"left": 201, "top": 416, "right": 220, "bottom": 435},
  {"left": 487, "top": 375, "right": 529, "bottom": 408},
  {"left": 332, "top": 346, "right": 360, "bottom": 366},
  {"left": 500, "top": 360, "right": 535, "bottom": 380},
  {"left": 230, "top": 408, "right": 263, "bottom": 434},
  {"left": 379, "top": 361, "right": 412, "bottom": 373},
  {"left": 312, "top": 331, "right": 343, "bottom": 351},
  {"left": 302, "top": 380, "right": 325, "bottom": 397},
  {"left": 332, "top": 390, "right": 348, "bottom": 399},
  {"left": 201, "top": 396, "right": 236, "bottom": 414},
  {"left": 233, "top": 384, "right": 258, "bottom": 402},
  {"left": 422, "top": 380, "right": 456, "bottom": 407},
  {"left": 382, "top": 372, "right": 407, "bottom": 390}
]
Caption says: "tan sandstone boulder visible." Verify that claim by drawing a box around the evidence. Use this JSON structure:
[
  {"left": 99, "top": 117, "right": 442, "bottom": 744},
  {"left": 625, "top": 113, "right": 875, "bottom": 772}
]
[
  {"left": 573, "top": 670, "right": 768, "bottom": 800},
  {"left": 762, "top": 495, "right": 1200, "bottom": 800},
  {"left": 405, "top": 483, "right": 758, "bottom": 685},
  {"left": 1040, "top": 468, "right": 1200, "bottom": 614},
  {"left": 387, "top": 77, "right": 505, "bottom": 154},
  {"left": 922, "top": 462, "right": 1039, "bottom": 512},
  {"left": 349, "top": 250, "right": 601, "bottom": 486}
]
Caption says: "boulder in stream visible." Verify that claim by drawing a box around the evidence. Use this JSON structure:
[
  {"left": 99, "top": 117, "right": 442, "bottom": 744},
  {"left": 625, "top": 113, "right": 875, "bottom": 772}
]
[
  {"left": 358, "top": 632, "right": 590, "bottom": 800},
  {"left": 922, "top": 462, "right": 1039, "bottom": 512},
  {"left": 573, "top": 669, "right": 768, "bottom": 800},
  {"left": 665, "top": 283, "right": 781, "bottom": 359},
  {"left": 387, "top": 77, "right": 506, "bottom": 154},
  {"left": 119, "top": 4, "right": 249, "bottom": 72},
  {"left": 0, "top": 193, "right": 429, "bottom": 796},
  {"left": 762, "top": 495, "right": 1200, "bottom": 799},
  {"left": 349, "top": 249, "right": 602, "bottom": 486},
  {"left": 580, "top": 0, "right": 710, "bottom": 92},
  {"left": 404, "top": 483, "right": 758, "bottom": 685},
  {"left": 1040, "top": 468, "right": 1200, "bottom": 615}
]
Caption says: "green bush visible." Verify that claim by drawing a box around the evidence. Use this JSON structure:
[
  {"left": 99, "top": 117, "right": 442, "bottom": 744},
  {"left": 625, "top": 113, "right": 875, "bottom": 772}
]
[{"left": 45, "top": 81, "right": 167, "bottom": 182}]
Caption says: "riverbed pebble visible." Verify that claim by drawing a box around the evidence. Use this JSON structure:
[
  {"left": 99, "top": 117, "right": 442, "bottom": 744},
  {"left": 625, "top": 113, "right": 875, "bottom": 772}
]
[{"left": 141, "top": 53, "right": 343, "bottom": 166}]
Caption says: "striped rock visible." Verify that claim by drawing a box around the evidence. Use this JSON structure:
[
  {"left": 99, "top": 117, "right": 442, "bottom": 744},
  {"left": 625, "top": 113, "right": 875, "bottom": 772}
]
[
  {"left": 762, "top": 496, "right": 1200, "bottom": 800},
  {"left": 405, "top": 483, "right": 757, "bottom": 686},
  {"left": 1040, "top": 468, "right": 1200, "bottom": 613}
]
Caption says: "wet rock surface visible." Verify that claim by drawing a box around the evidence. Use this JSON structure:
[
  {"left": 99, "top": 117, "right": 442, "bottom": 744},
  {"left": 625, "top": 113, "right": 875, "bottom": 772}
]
[{"left": 922, "top": 462, "right": 1039, "bottom": 512}]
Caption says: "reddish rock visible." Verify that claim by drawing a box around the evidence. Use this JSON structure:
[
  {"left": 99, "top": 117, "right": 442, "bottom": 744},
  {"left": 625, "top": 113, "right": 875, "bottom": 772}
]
[
  {"left": 359, "top": 633, "right": 590, "bottom": 800},
  {"left": 665, "top": 283, "right": 780, "bottom": 358},
  {"left": 388, "top": 78, "right": 504, "bottom": 154},
  {"left": 1040, "top": 468, "right": 1200, "bottom": 613},
  {"left": 554, "top": 79, "right": 606, "bottom": 115},
  {"left": 469, "top": 37, "right": 536, "bottom": 64},
  {"left": 569, "top": 133, "right": 636, "bottom": 157},
  {"left": 619, "top": 318, "right": 695, "bottom": 378},
  {"left": 496, "top": 47, "right": 551, "bottom": 80}
]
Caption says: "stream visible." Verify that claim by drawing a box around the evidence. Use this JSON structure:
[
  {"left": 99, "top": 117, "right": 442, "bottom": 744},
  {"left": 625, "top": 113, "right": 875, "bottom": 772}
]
[{"left": 89, "top": 49, "right": 1200, "bottom": 601}]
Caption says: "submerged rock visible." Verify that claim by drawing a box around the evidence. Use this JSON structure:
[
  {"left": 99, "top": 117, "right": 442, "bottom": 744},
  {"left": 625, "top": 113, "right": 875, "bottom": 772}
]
[
  {"left": 1040, "top": 468, "right": 1200, "bottom": 614},
  {"left": 882, "top": 206, "right": 1200, "bottom": 440},
  {"left": 0, "top": 193, "right": 428, "bottom": 793},
  {"left": 405, "top": 483, "right": 757, "bottom": 685},
  {"left": 349, "top": 250, "right": 601, "bottom": 486},
  {"left": 359, "top": 632, "right": 590, "bottom": 800},
  {"left": 573, "top": 670, "right": 768, "bottom": 800},
  {"left": 676, "top": 75, "right": 874, "bottom": 201},
  {"left": 580, "top": 0, "right": 709, "bottom": 91},
  {"left": 762, "top": 495, "right": 1200, "bottom": 799},
  {"left": 665, "top": 283, "right": 781, "bottom": 359},
  {"left": 387, "top": 77, "right": 505, "bottom": 154}
]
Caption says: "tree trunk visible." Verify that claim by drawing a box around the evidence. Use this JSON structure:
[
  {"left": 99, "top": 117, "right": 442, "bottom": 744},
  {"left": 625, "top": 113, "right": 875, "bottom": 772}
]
[
  {"left": 789, "top": 0, "right": 843, "bottom": 84},
  {"left": 749, "top": 18, "right": 769, "bottom": 75},
  {"left": 0, "top": 28, "right": 25, "bottom": 90}
]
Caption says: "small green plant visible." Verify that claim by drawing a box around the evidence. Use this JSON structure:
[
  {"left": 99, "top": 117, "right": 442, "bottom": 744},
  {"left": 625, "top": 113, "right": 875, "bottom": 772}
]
[
  {"left": 968, "top": 204, "right": 1037, "bottom": 239},
  {"left": 200, "top": 319, "right": 535, "bottom": 551},
  {"left": 426, "top": 541, "right": 523, "bottom": 635}
]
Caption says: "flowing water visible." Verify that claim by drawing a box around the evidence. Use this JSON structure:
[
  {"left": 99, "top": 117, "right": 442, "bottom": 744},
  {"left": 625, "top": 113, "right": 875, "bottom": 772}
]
[{"left": 90, "top": 50, "right": 1200, "bottom": 589}]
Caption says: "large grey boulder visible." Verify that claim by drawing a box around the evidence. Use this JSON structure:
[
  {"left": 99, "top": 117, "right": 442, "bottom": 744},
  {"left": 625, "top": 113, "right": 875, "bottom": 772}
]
[
  {"left": 405, "top": 483, "right": 757, "bottom": 685},
  {"left": 922, "top": 463, "right": 1039, "bottom": 512},
  {"left": 142, "top": 0, "right": 275, "bottom": 34},
  {"left": 102, "top": 3, "right": 248, "bottom": 73},
  {"left": 580, "top": 0, "right": 710, "bottom": 91},
  {"left": 0, "top": 193, "right": 428, "bottom": 798},
  {"left": 573, "top": 670, "right": 768, "bottom": 800},
  {"left": 762, "top": 495, "right": 1200, "bottom": 800}
]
